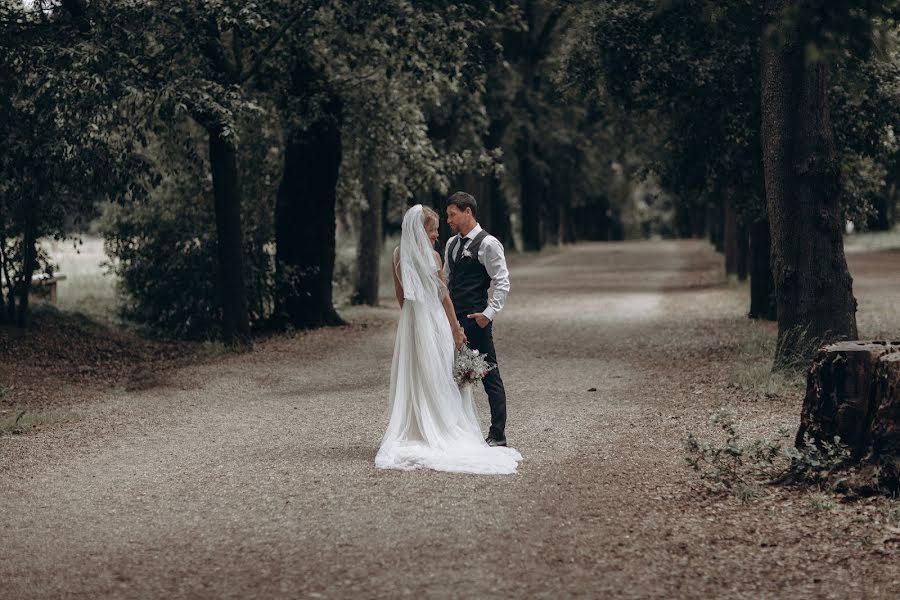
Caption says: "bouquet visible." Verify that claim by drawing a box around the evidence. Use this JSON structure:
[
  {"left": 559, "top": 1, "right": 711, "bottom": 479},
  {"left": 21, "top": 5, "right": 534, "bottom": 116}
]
[{"left": 453, "top": 344, "right": 495, "bottom": 387}]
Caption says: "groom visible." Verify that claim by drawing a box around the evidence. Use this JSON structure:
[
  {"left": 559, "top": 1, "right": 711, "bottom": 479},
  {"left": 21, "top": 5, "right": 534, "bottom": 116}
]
[{"left": 444, "top": 192, "right": 510, "bottom": 447}]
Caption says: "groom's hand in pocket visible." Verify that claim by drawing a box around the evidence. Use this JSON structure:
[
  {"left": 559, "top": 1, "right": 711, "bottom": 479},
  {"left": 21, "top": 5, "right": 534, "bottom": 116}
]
[{"left": 467, "top": 313, "right": 490, "bottom": 329}]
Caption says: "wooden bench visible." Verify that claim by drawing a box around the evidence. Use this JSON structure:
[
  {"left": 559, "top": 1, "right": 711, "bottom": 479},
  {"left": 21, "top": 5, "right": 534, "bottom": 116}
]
[{"left": 30, "top": 273, "right": 67, "bottom": 304}]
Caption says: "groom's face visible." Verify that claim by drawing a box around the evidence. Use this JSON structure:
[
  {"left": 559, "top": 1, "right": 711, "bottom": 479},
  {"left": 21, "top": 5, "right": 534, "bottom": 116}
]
[{"left": 446, "top": 205, "right": 471, "bottom": 234}]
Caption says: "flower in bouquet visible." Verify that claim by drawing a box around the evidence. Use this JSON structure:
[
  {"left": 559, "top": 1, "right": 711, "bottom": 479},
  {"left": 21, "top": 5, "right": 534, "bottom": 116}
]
[{"left": 453, "top": 344, "right": 495, "bottom": 386}]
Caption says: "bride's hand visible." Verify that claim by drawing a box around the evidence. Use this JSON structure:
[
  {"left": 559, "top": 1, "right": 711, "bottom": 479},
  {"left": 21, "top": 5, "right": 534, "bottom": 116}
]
[{"left": 453, "top": 326, "right": 466, "bottom": 349}]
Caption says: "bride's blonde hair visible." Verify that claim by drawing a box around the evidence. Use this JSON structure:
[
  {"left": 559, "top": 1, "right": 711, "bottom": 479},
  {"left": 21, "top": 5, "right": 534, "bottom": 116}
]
[{"left": 421, "top": 206, "right": 439, "bottom": 228}]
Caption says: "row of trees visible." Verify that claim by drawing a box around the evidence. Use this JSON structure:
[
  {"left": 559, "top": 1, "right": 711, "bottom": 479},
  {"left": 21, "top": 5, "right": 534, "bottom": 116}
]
[
  {"left": 564, "top": 0, "right": 899, "bottom": 366},
  {"left": 2, "top": 1, "right": 898, "bottom": 368}
]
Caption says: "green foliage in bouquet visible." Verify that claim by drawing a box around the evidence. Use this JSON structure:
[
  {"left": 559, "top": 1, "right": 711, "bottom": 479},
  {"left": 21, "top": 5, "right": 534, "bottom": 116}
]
[{"left": 453, "top": 344, "right": 495, "bottom": 387}]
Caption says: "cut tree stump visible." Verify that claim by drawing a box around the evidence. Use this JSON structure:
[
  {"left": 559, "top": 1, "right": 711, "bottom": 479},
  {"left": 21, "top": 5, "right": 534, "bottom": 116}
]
[
  {"left": 796, "top": 341, "right": 900, "bottom": 491},
  {"left": 868, "top": 352, "right": 900, "bottom": 467},
  {"left": 795, "top": 341, "right": 900, "bottom": 459}
]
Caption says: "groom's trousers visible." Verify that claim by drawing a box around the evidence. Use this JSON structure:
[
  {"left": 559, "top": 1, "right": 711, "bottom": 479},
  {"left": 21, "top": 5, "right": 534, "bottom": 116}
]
[{"left": 459, "top": 313, "right": 507, "bottom": 440}]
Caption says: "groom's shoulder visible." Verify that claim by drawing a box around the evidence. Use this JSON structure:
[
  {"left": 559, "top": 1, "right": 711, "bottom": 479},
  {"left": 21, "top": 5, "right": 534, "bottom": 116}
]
[{"left": 482, "top": 231, "right": 503, "bottom": 249}]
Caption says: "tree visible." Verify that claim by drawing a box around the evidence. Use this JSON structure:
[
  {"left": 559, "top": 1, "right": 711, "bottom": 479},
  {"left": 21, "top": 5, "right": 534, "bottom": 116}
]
[
  {"left": 270, "top": 1, "right": 507, "bottom": 321},
  {"left": 563, "top": 0, "right": 776, "bottom": 318},
  {"left": 760, "top": 0, "right": 899, "bottom": 366},
  {"left": 0, "top": 0, "right": 149, "bottom": 326}
]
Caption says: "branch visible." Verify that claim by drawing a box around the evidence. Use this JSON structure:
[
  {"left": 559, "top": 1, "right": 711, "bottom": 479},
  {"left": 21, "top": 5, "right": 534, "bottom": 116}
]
[
  {"left": 534, "top": 6, "right": 565, "bottom": 59},
  {"left": 332, "top": 69, "right": 381, "bottom": 88},
  {"left": 238, "top": 3, "right": 320, "bottom": 85}
]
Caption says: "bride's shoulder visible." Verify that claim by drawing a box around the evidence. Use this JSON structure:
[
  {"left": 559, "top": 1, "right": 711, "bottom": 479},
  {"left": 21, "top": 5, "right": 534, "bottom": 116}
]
[{"left": 432, "top": 249, "right": 443, "bottom": 266}]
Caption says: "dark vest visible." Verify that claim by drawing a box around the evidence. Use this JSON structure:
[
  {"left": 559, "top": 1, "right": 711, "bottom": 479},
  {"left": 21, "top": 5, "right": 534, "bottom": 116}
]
[{"left": 448, "top": 230, "right": 491, "bottom": 315}]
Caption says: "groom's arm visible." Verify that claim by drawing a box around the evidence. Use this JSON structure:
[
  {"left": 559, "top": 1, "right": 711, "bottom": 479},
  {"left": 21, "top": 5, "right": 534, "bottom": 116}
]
[{"left": 480, "top": 238, "right": 510, "bottom": 321}]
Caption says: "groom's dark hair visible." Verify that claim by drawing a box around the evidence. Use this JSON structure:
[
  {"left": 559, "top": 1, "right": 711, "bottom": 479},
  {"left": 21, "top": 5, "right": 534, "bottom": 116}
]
[{"left": 447, "top": 191, "right": 477, "bottom": 217}]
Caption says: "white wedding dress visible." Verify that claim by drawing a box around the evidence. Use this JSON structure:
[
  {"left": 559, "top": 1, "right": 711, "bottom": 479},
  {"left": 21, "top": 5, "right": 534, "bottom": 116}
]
[{"left": 375, "top": 205, "right": 522, "bottom": 475}]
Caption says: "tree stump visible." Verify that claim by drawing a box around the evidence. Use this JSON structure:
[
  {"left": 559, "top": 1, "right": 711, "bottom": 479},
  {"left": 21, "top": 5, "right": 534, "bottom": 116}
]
[
  {"left": 795, "top": 341, "right": 900, "bottom": 459},
  {"left": 867, "top": 352, "right": 900, "bottom": 473}
]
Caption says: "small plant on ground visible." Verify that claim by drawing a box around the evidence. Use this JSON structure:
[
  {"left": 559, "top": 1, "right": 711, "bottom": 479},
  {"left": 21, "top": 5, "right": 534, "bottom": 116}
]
[
  {"left": 685, "top": 409, "right": 783, "bottom": 497},
  {"left": 685, "top": 410, "right": 854, "bottom": 500},
  {"left": 782, "top": 432, "right": 853, "bottom": 486},
  {"left": 0, "top": 409, "right": 80, "bottom": 435}
]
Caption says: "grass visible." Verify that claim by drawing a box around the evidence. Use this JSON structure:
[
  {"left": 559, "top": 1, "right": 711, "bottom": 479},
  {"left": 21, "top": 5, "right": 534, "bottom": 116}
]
[
  {"left": 844, "top": 224, "right": 900, "bottom": 253},
  {"left": 803, "top": 492, "right": 836, "bottom": 513},
  {"left": 0, "top": 408, "right": 81, "bottom": 435},
  {"left": 41, "top": 235, "right": 121, "bottom": 325},
  {"left": 726, "top": 322, "right": 805, "bottom": 399}
]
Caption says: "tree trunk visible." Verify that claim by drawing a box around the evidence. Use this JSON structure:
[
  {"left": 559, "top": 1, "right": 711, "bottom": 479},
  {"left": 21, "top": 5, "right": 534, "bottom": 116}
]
[
  {"left": 736, "top": 222, "right": 749, "bottom": 281},
  {"left": 352, "top": 175, "right": 383, "bottom": 306},
  {"left": 748, "top": 218, "right": 776, "bottom": 320},
  {"left": 15, "top": 200, "right": 38, "bottom": 327},
  {"left": 487, "top": 176, "right": 512, "bottom": 247},
  {"left": 0, "top": 229, "right": 10, "bottom": 325},
  {"left": 796, "top": 342, "right": 900, "bottom": 456},
  {"left": 707, "top": 202, "right": 722, "bottom": 251},
  {"left": 866, "top": 193, "right": 892, "bottom": 231},
  {"left": 724, "top": 196, "right": 739, "bottom": 276},
  {"left": 519, "top": 150, "right": 543, "bottom": 252},
  {"left": 558, "top": 200, "right": 574, "bottom": 245},
  {"left": 208, "top": 128, "right": 252, "bottom": 350},
  {"left": 797, "top": 343, "right": 900, "bottom": 492},
  {"left": 868, "top": 353, "right": 900, "bottom": 465},
  {"left": 274, "top": 115, "right": 345, "bottom": 329},
  {"left": 761, "top": 0, "right": 857, "bottom": 368}
]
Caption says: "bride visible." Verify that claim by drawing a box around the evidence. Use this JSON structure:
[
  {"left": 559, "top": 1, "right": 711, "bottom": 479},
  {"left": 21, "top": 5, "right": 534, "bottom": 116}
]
[{"left": 375, "top": 204, "right": 522, "bottom": 474}]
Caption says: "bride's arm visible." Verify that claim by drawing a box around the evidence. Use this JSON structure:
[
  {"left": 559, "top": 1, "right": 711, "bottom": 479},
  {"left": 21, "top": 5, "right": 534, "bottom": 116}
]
[
  {"left": 435, "top": 251, "right": 466, "bottom": 347},
  {"left": 393, "top": 247, "right": 404, "bottom": 308}
]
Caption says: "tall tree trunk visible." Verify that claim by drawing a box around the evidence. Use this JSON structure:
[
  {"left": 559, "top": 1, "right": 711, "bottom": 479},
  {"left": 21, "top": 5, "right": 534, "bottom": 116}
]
[
  {"left": 208, "top": 128, "right": 252, "bottom": 350},
  {"left": 866, "top": 193, "right": 892, "bottom": 231},
  {"left": 352, "top": 174, "right": 383, "bottom": 306},
  {"left": 519, "top": 149, "right": 543, "bottom": 252},
  {"left": 761, "top": 0, "right": 857, "bottom": 368},
  {"left": 0, "top": 229, "right": 9, "bottom": 325},
  {"left": 487, "top": 176, "right": 512, "bottom": 247},
  {"left": 274, "top": 115, "right": 345, "bottom": 329},
  {"left": 724, "top": 196, "right": 739, "bottom": 275},
  {"left": 15, "top": 200, "right": 38, "bottom": 327},
  {"left": 558, "top": 201, "right": 574, "bottom": 245},
  {"left": 707, "top": 202, "right": 722, "bottom": 250},
  {"left": 748, "top": 218, "right": 776, "bottom": 320},
  {"left": 737, "top": 223, "right": 749, "bottom": 282}
]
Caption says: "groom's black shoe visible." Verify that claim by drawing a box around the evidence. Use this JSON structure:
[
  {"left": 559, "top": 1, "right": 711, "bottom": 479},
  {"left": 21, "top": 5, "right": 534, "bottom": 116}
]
[{"left": 485, "top": 436, "right": 507, "bottom": 447}]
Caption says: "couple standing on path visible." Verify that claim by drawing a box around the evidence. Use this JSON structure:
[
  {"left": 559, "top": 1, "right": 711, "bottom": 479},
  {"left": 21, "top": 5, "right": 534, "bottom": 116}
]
[{"left": 375, "top": 192, "right": 523, "bottom": 475}]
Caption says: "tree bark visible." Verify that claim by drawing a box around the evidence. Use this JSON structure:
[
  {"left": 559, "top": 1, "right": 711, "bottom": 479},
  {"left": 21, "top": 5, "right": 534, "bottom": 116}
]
[
  {"left": 724, "top": 196, "right": 739, "bottom": 275},
  {"left": 736, "top": 222, "right": 749, "bottom": 281},
  {"left": 352, "top": 175, "right": 383, "bottom": 306},
  {"left": 761, "top": 0, "right": 857, "bottom": 368},
  {"left": 707, "top": 202, "right": 722, "bottom": 251},
  {"left": 519, "top": 149, "right": 543, "bottom": 252},
  {"left": 15, "top": 199, "right": 38, "bottom": 327},
  {"left": 487, "top": 176, "right": 512, "bottom": 247},
  {"left": 748, "top": 218, "right": 776, "bottom": 320},
  {"left": 866, "top": 193, "right": 893, "bottom": 231},
  {"left": 796, "top": 342, "right": 900, "bottom": 456},
  {"left": 208, "top": 128, "right": 252, "bottom": 350},
  {"left": 274, "top": 114, "right": 345, "bottom": 329},
  {"left": 868, "top": 353, "right": 900, "bottom": 463}
]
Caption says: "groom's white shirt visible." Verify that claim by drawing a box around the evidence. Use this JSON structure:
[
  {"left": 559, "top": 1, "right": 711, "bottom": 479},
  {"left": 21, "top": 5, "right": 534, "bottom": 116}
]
[{"left": 443, "top": 223, "right": 510, "bottom": 321}]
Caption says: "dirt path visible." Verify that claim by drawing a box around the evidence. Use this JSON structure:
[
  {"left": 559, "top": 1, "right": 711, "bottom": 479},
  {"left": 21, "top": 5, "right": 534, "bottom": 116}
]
[{"left": 2, "top": 241, "right": 897, "bottom": 599}]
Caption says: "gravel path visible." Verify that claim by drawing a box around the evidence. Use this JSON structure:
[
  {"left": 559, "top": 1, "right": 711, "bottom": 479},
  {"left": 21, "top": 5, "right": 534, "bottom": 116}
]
[{"left": 2, "top": 240, "right": 897, "bottom": 599}]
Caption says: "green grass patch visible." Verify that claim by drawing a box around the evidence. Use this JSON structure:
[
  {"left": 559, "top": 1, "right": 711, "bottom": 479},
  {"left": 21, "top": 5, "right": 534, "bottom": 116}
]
[
  {"left": 727, "top": 323, "right": 805, "bottom": 399},
  {"left": 844, "top": 225, "right": 900, "bottom": 252},
  {"left": 0, "top": 408, "right": 82, "bottom": 436}
]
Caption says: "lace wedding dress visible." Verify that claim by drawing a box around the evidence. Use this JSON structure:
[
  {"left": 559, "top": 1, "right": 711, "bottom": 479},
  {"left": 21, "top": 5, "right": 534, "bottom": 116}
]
[{"left": 375, "top": 205, "right": 522, "bottom": 475}]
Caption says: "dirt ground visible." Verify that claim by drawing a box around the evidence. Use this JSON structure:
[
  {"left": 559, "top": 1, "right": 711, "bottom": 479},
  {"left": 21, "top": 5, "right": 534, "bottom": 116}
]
[{"left": 1, "top": 240, "right": 898, "bottom": 599}]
